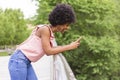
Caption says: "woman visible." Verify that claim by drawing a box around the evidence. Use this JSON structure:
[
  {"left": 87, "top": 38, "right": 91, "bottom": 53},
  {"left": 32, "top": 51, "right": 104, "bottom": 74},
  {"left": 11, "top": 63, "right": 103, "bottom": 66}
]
[{"left": 8, "top": 4, "right": 81, "bottom": 80}]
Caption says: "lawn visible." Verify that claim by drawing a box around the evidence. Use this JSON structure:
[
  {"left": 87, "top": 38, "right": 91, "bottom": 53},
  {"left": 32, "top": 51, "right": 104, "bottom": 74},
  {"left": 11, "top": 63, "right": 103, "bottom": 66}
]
[{"left": 0, "top": 52, "right": 8, "bottom": 56}]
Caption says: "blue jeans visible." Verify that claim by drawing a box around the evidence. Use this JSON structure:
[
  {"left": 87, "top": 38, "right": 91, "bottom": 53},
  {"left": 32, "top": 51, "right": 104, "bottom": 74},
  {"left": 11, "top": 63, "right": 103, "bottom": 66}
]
[{"left": 8, "top": 50, "right": 38, "bottom": 80}]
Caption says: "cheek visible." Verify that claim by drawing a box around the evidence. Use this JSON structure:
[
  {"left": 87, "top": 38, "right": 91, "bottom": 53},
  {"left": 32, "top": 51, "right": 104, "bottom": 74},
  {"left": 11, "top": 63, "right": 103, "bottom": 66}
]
[
  {"left": 60, "top": 27, "right": 65, "bottom": 30},
  {"left": 64, "top": 27, "right": 69, "bottom": 30},
  {"left": 62, "top": 28, "right": 66, "bottom": 31},
  {"left": 62, "top": 28, "right": 68, "bottom": 32},
  {"left": 58, "top": 28, "right": 63, "bottom": 32},
  {"left": 59, "top": 26, "right": 69, "bottom": 31}
]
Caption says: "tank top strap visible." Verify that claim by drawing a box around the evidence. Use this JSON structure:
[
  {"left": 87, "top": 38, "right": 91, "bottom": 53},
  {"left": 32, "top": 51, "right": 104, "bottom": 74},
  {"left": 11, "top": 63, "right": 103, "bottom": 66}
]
[
  {"left": 46, "top": 25, "right": 54, "bottom": 38},
  {"left": 31, "top": 24, "right": 54, "bottom": 38},
  {"left": 30, "top": 24, "right": 46, "bottom": 35}
]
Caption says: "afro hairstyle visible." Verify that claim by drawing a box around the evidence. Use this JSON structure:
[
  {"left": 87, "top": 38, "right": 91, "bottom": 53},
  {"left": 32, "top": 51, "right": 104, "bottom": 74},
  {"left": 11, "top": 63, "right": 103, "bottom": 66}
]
[{"left": 48, "top": 4, "right": 76, "bottom": 26}]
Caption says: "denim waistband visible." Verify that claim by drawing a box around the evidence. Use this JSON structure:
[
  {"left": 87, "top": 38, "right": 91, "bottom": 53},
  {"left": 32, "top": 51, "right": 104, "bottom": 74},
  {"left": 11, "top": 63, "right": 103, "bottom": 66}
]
[{"left": 11, "top": 50, "right": 31, "bottom": 64}]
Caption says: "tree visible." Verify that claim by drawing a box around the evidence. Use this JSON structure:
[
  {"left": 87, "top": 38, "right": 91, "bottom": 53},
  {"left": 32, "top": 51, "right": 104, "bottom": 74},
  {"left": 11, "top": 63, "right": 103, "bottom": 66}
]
[
  {"left": 33, "top": 0, "right": 120, "bottom": 80},
  {"left": 0, "top": 9, "right": 29, "bottom": 46}
]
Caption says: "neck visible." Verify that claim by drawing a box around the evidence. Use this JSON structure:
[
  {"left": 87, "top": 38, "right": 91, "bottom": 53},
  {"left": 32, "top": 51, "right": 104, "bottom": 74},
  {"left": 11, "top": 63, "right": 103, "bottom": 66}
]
[{"left": 49, "top": 25, "right": 58, "bottom": 32}]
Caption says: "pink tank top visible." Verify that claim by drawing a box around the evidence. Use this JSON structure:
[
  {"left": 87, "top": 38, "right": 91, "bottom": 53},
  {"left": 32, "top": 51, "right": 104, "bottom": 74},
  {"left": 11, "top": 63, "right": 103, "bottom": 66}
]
[{"left": 17, "top": 25, "right": 55, "bottom": 62}]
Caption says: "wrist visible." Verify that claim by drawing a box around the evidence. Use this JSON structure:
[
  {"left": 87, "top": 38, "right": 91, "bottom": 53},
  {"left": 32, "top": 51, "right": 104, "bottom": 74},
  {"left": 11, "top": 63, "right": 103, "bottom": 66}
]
[{"left": 65, "top": 44, "right": 72, "bottom": 50}]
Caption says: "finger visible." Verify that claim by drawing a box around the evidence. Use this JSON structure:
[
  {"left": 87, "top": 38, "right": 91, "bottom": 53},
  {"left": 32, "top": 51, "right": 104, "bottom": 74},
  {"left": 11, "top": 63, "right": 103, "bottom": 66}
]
[{"left": 76, "top": 36, "right": 82, "bottom": 42}]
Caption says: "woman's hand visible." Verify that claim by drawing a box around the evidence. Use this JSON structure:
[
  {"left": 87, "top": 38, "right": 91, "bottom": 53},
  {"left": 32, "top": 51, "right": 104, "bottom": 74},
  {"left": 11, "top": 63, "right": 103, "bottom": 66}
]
[{"left": 68, "top": 37, "right": 82, "bottom": 50}]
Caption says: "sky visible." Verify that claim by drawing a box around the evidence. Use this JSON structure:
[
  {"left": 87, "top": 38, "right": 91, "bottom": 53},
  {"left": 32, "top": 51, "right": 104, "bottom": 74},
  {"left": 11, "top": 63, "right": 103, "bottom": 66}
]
[{"left": 0, "top": 0, "right": 38, "bottom": 18}]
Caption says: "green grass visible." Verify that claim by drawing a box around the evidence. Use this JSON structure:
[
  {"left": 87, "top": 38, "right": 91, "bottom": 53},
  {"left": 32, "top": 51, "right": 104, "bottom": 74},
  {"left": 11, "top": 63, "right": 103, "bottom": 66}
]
[{"left": 0, "top": 52, "right": 8, "bottom": 56}]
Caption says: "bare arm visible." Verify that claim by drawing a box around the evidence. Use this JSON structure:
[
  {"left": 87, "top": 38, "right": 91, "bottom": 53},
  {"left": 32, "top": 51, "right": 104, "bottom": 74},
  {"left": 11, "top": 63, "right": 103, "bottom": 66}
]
[{"left": 38, "top": 26, "right": 80, "bottom": 55}]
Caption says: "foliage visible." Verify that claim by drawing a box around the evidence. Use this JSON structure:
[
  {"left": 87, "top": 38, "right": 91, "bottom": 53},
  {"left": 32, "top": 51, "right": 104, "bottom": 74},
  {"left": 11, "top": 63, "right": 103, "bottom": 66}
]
[
  {"left": 33, "top": 0, "right": 54, "bottom": 25},
  {"left": 0, "top": 9, "right": 30, "bottom": 45},
  {"left": 64, "top": 36, "right": 120, "bottom": 80},
  {"left": 0, "top": 52, "right": 8, "bottom": 56},
  {"left": 33, "top": 0, "right": 120, "bottom": 80}
]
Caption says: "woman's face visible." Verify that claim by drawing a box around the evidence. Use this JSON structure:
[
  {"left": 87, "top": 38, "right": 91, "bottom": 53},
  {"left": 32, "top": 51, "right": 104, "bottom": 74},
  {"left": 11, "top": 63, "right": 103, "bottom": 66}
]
[{"left": 57, "top": 24, "right": 69, "bottom": 33}]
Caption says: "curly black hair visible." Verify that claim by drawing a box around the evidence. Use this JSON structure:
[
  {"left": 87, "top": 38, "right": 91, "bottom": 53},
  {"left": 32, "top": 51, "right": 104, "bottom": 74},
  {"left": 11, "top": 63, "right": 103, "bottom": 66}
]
[{"left": 48, "top": 4, "right": 76, "bottom": 26}]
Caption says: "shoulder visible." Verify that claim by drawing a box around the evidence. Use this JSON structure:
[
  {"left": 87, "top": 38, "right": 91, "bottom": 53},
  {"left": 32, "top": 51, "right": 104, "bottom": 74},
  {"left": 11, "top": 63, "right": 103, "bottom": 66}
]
[
  {"left": 38, "top": 25, "right": 50, "bottom": 37},
  {"left": 39, "top": 25, "right": 49, "bottom": 32}
]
